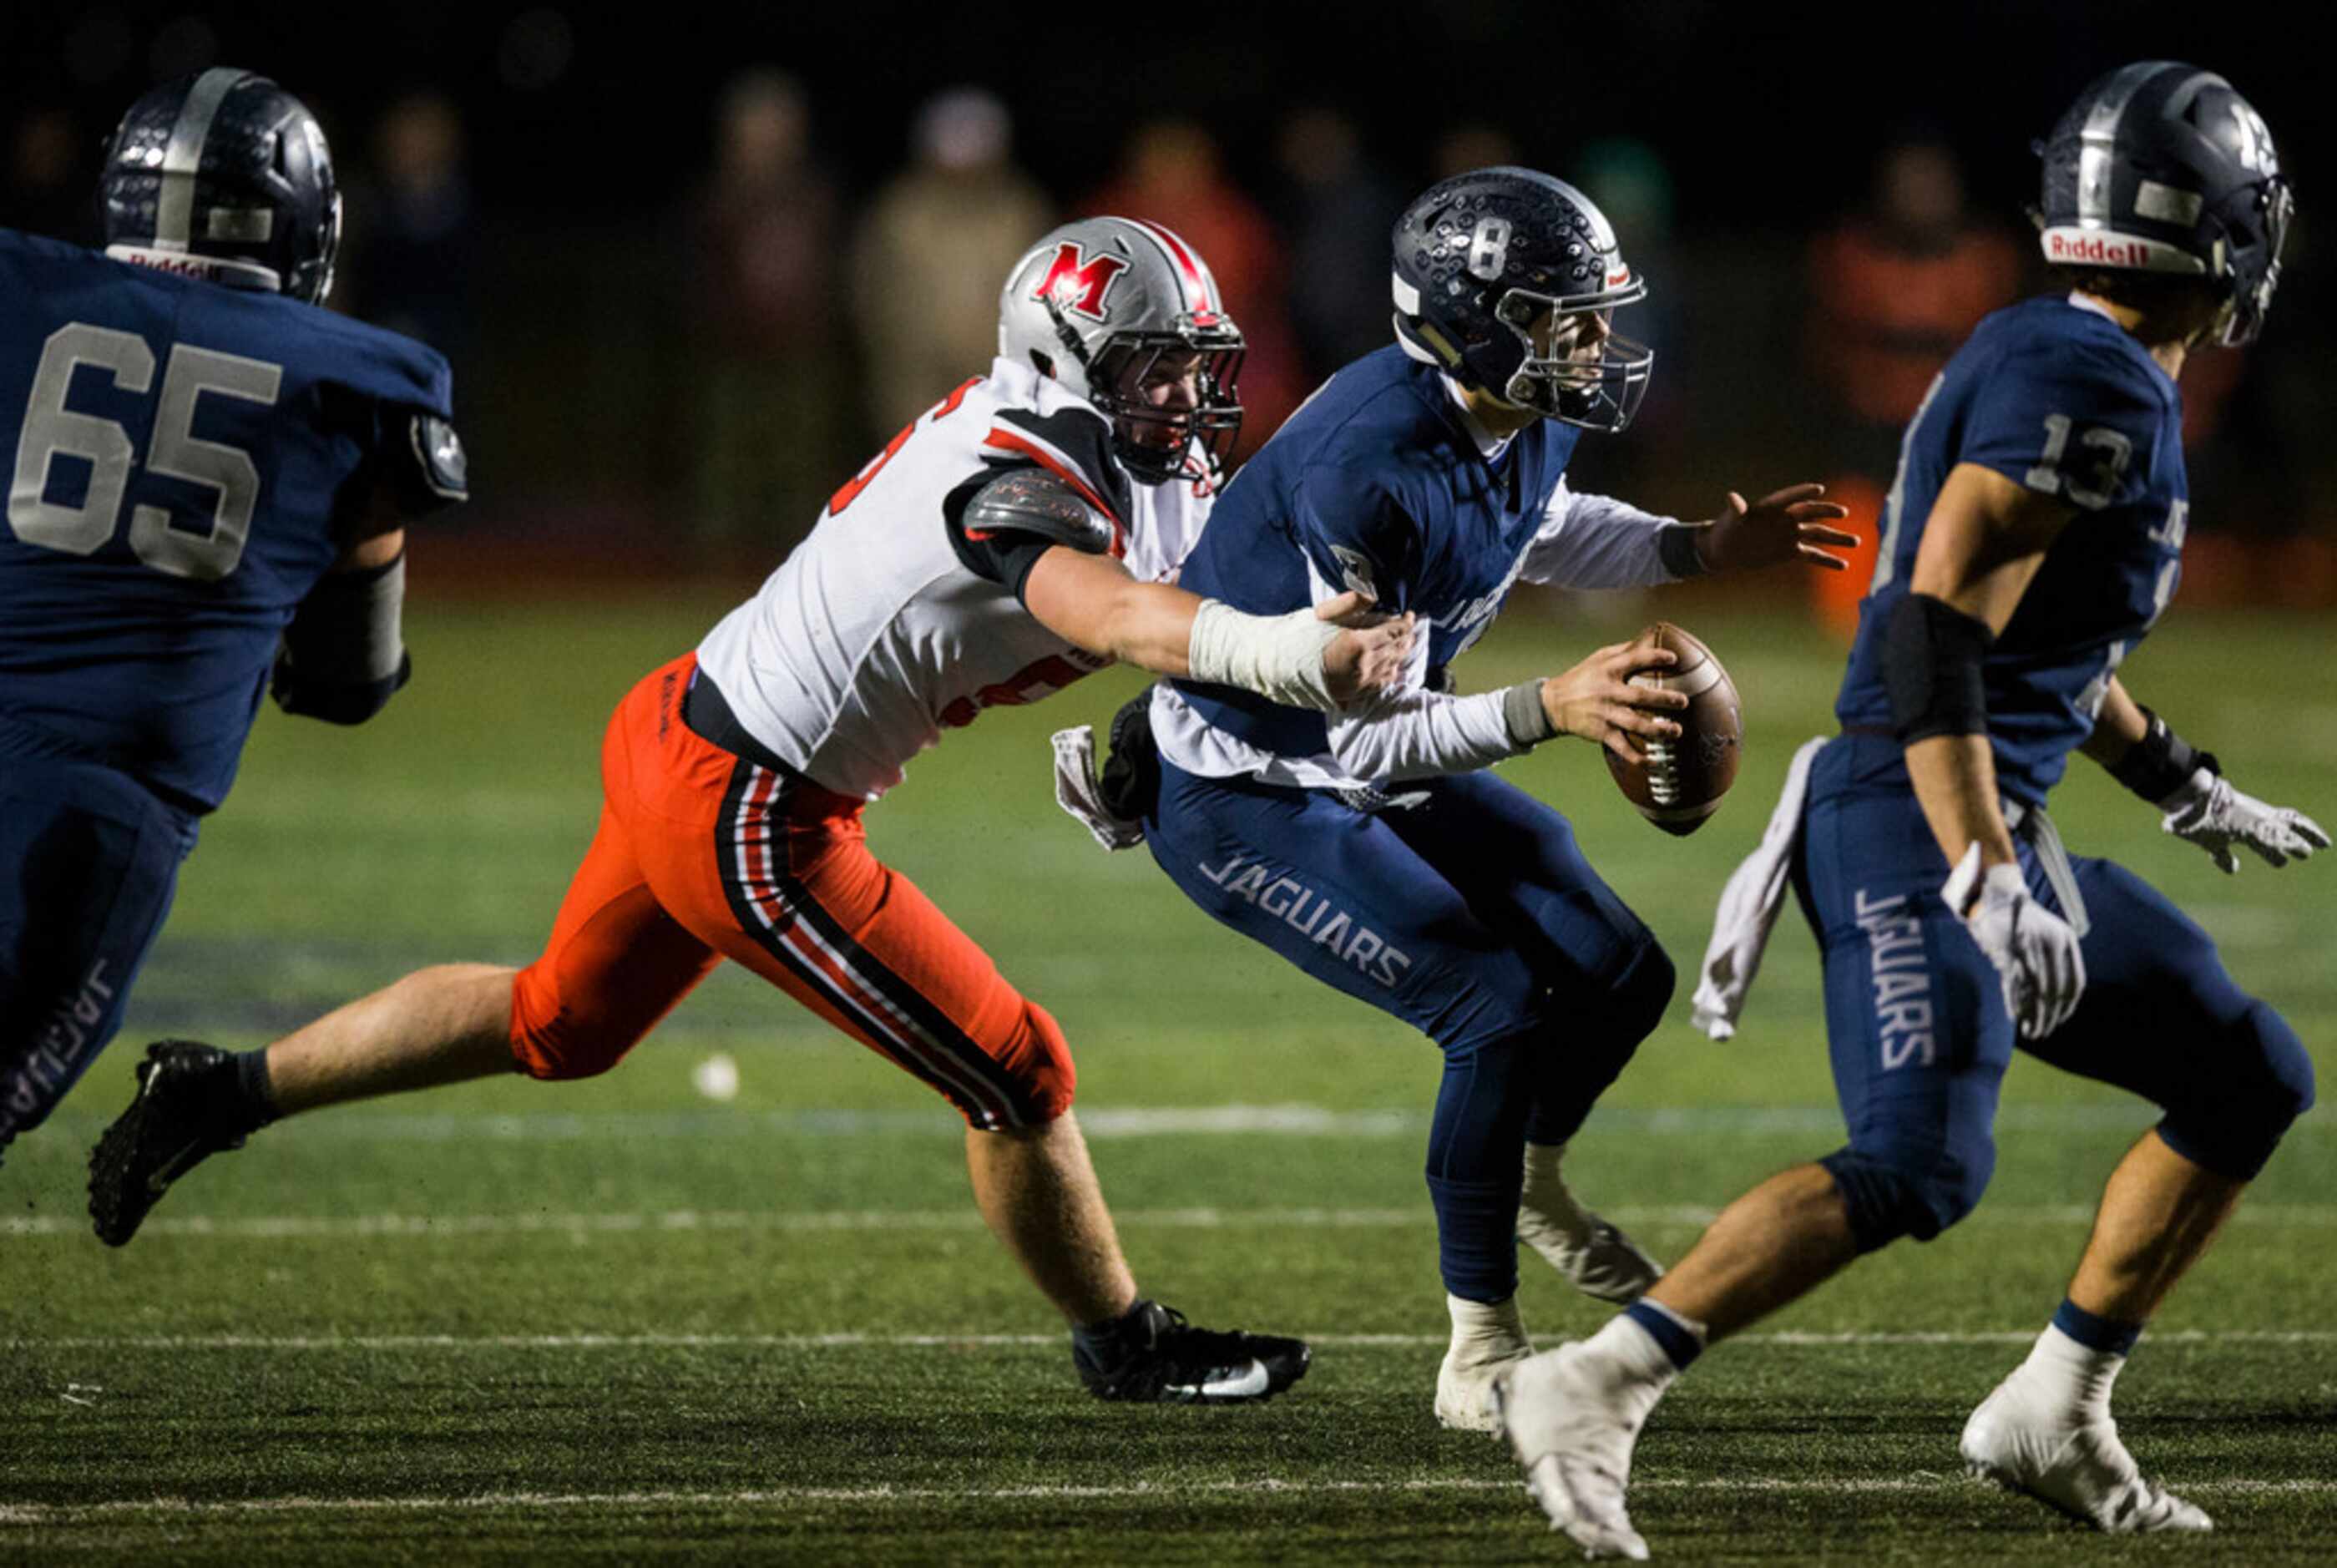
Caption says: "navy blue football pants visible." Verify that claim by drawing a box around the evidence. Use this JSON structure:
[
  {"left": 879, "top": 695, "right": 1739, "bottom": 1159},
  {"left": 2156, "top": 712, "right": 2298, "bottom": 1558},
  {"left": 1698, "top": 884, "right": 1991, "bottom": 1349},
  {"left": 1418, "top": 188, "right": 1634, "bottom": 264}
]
[
  {"left": 1146, "top": 760, "right": 1674, "bottom": 1302},
  {"left": 0, "top": 757, "right": 195, "bottom": 1159},
  {"left": 1794, "top": 735, "right": 2314, "bottom": 1252}
]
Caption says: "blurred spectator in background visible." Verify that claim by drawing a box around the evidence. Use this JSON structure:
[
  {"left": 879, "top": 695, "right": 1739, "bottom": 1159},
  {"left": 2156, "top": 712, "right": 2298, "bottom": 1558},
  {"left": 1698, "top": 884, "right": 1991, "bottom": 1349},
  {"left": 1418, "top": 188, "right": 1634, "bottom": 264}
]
[
  {"left": 2177, "top": 200, "right": 2321, "bottom": 601},
  {"left": 345, "top": 93, "right": 476, "bottom": 364},
  {"left": 1573, "top": 137, "right": 1687, "bottom": 491},
  {"left": 1273, "top": 108, "right": 1399, "bottom": 385},
  {"left": 5, "top": 107, "right": 91, "bottom": 241},
  {"left": 1804, "top": 136, "right": 2021, "bottom": 478},
  {"left": 1433, "top": 123, "right": 1520, "bottom": 183},
  {"left": 1802, "top": 137, "right": 2020, "bottom": 633},
  {"left": 852, "top": 88, "right": 1051, "bottom": 438},
  {"left": 691, "top": 69, "right": 846, "bottom": 563},
  {"left": 1084, "top": 119, "right": 1301, "bottom": 462}
]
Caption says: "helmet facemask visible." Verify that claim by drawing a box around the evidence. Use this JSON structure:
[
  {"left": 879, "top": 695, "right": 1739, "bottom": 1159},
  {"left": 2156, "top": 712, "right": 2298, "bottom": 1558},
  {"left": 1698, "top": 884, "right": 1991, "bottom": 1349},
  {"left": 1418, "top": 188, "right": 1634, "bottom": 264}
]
[
  {"left": 2214, "top": 174, "right": 2292, "bottom": 346},
  {"left": 1489, "top": 284, "right": 1653, "bottom": 432}
]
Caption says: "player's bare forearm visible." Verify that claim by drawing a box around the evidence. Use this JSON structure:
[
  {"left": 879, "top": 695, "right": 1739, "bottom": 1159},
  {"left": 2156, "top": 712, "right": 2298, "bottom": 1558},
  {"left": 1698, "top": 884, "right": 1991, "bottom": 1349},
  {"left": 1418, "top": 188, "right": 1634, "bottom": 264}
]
[
  {"left": 1020, "top": 547, "right": 1186, "bottom": 671},
  {"left": 2079, "top": 676, "right": 2149, "bottom": 768},
  {"left": 1896, "top": 464, "right": 2082, "bottom": 878},
  {"left": 1905, "top": 731, "right": 2019, "bottom": 873},
  {"left": 1908, "top": 464, "right": 2074, "bottom": 630},
  {"left": 1022, "top": 545, "right": 1415, "bottom": 702},
  {"left": 1095, "top": 581, "right": 1203, "bottom": 674}
]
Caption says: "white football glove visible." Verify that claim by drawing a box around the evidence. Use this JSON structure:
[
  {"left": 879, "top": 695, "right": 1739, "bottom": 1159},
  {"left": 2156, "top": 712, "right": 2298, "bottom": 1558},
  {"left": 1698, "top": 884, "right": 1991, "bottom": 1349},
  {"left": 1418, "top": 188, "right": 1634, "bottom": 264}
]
[
  {"left": 1943, "top": 843, "right": 2087, "bottom": 1039},
  {"left": 2158, "top": 767, "right": 2330, "bottom": 874}
]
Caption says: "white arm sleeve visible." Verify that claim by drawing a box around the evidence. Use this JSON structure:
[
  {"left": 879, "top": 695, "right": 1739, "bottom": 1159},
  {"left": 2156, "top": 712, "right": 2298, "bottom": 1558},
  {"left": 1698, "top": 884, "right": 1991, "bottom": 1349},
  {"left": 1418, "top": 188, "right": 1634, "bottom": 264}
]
[
  {"left": 1520, "top": 478, "right": 1700, "bottom": 589},
  {"left": 1301, "top": 559, "right": 1522, "bottom": 781},
  {"left": 1326, "top": 679, "right": 1520, "bottom": 781}
]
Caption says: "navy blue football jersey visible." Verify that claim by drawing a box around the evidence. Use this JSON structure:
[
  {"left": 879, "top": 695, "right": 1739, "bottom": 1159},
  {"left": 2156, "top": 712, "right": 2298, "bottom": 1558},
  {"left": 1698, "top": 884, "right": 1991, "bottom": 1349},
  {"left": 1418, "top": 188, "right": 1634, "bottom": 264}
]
[
  {"left": 0, "top": 229, "right": 460, "bottom": 814},
  {"left": 1174, "top": 346, "right": 1583, "bottom": 756},
  {"left": 1836, "top": 296, "right": 2187, "bottom": 806}
]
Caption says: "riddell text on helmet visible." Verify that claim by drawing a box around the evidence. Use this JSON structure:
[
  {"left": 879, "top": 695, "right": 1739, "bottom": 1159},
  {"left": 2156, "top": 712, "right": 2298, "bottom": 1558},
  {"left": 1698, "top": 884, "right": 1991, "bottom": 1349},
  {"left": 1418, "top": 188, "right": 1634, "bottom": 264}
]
[{"left": 2041, "top": 229, "right": 2191, "bottom": 271}]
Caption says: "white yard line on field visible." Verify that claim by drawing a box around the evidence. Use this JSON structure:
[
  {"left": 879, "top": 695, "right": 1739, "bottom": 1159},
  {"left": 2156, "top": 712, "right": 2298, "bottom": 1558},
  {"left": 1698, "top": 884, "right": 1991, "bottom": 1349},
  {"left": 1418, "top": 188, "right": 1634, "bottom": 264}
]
[
  {"left": 13, "top": 1201, "right": 2337, "bottom": 1239},
  {"left": 2, "top": 1475, "right": 2330, "bottom": 1527},
  {"left": 12, "top": 1328, "right": 2334, "bottom": 1353}
]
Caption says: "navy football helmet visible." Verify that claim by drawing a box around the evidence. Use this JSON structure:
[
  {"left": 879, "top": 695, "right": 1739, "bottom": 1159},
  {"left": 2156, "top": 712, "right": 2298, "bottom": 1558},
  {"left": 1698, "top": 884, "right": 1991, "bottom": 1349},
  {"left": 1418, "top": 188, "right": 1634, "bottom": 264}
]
[
  {"left": 99, "top": 68, "right": 342, "bottom": 304},
  {"left": 1391, "top": 166, "right": 1652, "bottom": 431},
  {"left": 2038, "top": 61, "right": 2292, "bottom": 346}
]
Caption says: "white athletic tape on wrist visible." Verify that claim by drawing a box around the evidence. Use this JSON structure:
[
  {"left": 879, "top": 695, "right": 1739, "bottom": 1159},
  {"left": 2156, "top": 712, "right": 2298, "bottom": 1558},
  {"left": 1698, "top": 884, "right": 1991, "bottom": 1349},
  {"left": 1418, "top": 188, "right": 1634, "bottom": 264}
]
[{"left": 1187, "top": 599, "right": 1340, "bottom": 711}]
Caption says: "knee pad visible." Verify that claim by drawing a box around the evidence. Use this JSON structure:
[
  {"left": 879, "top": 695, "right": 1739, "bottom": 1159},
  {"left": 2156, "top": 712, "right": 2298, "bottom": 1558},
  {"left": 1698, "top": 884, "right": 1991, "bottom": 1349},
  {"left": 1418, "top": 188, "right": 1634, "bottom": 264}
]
[
  {"left": 1513, "top": 943, "right": 1673, "bottom": 1148},
  {"left": 1562, "top": 938, "right": 1676, "bottom": 1071},
  {"left": 1821, "top": 1140, "right": 1995, "bottom": 1252},
  {"left": 2157, "top": 999, "right": 2314, "bottom": 1181},
  {"left": 508, "top": 961, "right": 640, "bottom": 1081},
  {"left": 1607, "top": 939, "right": 1677, "bottom": 1049}
]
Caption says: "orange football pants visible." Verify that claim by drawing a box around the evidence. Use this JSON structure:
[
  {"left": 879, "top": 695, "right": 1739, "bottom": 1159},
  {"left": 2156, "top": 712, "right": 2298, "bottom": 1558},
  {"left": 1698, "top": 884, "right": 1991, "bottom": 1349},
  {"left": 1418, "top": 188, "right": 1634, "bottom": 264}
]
[{"left": 506, "top": 655, "right": 1075, "bottom": 1130}]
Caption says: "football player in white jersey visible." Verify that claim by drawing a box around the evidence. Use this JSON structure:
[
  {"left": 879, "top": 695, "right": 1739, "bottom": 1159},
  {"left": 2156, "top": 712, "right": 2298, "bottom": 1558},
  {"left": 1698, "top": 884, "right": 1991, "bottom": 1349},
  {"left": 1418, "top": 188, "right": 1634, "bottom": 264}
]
[{"left": 91, "top": 218, "right": 1414, "bottom": 1403}]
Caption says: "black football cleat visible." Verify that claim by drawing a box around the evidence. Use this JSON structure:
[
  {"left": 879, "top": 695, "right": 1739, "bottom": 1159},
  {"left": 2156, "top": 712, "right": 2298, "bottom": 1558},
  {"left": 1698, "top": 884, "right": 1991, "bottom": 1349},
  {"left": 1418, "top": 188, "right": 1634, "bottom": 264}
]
[
  {"left": 1073, "top": 1300, "right": 1312, "bottom": 1404},
  {"left": 88, "top": 1039, "right": 255, "bottom": 1247}
]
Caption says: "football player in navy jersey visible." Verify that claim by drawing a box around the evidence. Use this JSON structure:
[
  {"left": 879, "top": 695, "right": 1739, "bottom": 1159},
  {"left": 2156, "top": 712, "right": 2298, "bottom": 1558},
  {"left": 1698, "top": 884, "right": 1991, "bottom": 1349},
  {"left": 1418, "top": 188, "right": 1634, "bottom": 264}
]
[
  {"left": 1101, "top": 165, "right": 1854, "bottom": 1433},
  {"left": 1505, "top": 64, "right": 2321, "bottom": 1556},
  {"left": 0, "top": 70, "right": 466, "bottom": 1174}
]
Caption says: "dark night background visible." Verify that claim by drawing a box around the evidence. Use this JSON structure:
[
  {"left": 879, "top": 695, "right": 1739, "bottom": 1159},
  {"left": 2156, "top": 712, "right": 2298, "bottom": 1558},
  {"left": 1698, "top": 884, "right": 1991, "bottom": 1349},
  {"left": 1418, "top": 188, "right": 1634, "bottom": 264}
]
[{"left": 4, "top": 1, "right": 2330, "bottom": 599}]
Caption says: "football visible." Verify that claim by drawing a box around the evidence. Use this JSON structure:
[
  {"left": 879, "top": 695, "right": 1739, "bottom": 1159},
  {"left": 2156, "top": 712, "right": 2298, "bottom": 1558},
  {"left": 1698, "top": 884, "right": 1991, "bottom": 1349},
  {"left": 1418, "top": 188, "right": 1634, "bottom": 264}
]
[{"left": 1603, "top": 621, "right": 1742, "bottom": 836}]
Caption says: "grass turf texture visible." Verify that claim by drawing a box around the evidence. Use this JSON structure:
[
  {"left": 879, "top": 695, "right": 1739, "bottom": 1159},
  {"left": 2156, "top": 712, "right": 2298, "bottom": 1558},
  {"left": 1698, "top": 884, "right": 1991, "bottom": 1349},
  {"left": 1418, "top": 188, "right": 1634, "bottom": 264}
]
[{"left": 5, "top": 590, "right": 2333, "bottom": 1561}]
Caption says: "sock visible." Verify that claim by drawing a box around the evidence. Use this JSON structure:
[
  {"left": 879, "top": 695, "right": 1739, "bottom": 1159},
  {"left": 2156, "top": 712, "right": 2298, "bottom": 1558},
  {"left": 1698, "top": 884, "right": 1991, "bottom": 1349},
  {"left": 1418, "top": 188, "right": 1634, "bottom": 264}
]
[
  {"left": 1444, "top": 1292, "right": 1530, "bottom": 1369},
  {"left": 230, "top": 1049, "right": 281, "bottom": 1130},
  {"left": 2020, "top": 1303, "right": 2138, "bottom": 1419},
  {"left": 1617, "top": 1297, "right": 1707, "bottom": 1374},
  {"left": 2050, "top": 1297, "right": 2143, "bottom": 1357}
]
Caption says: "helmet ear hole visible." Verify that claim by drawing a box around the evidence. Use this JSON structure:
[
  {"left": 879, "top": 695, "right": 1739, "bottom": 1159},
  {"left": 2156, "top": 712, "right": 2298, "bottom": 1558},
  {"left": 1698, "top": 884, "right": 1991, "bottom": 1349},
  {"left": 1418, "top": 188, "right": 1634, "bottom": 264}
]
[{"left": 1029, "top": 349, "right": 1055, "bottom": 380}]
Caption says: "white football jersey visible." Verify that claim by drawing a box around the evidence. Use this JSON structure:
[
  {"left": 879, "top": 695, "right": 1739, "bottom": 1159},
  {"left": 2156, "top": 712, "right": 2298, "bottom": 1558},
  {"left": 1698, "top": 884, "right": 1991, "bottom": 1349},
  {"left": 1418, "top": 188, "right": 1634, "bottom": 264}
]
[{"left": 696, "top": 357, "right": 1211, "bottom": 801}]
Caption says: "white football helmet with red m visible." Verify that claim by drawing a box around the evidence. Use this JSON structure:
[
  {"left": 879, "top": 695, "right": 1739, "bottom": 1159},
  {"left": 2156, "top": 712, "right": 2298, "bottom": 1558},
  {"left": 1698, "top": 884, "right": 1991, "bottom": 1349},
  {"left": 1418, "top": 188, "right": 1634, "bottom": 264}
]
[{"left": 997, "top": 216, "right": 1245, "bottom": 483}]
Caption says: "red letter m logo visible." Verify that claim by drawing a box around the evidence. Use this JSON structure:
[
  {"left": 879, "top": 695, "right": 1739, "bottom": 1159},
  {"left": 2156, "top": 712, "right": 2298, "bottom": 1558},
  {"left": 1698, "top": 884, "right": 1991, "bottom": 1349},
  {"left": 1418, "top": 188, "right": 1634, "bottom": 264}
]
[{"left": 1034, "top": 243, "right": 1129, "bottom": 322}]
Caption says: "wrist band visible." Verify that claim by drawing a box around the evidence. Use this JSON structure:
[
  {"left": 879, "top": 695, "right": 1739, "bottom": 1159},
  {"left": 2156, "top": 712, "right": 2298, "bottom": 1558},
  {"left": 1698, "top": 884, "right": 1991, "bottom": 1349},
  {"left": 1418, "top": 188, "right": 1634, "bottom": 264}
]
[
  {"left": 2107, "top": 706, "right": 2218, "bottom": 804},
  {"left": 1502, "top": 680, "right": 1555, "bottom": 747}
]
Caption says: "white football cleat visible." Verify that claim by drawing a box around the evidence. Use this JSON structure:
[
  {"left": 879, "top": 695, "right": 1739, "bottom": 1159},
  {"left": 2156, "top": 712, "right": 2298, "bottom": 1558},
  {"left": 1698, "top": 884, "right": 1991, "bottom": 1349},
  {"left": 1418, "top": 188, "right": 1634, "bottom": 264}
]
[
  {"left": 1435, "top": 1292, "right": 1532, "bottom": 1434},
  {"left": 1518, "top": 1144, "right": 1664, "bottom": 1304},
  {"left": 1500, "top": 1343, "right": 1656, "bottom": 1560},
  {"left": 1960, "top": 1370, "right": 2212, "bottom": 1533}
]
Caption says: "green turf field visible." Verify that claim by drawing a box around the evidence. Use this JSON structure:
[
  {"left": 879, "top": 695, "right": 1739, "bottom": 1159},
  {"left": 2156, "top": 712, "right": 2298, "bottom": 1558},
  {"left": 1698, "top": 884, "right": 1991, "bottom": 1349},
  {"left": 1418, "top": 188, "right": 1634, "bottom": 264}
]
[{"left": 5, "top": 590, "right": 2333, "bottom": 1562}]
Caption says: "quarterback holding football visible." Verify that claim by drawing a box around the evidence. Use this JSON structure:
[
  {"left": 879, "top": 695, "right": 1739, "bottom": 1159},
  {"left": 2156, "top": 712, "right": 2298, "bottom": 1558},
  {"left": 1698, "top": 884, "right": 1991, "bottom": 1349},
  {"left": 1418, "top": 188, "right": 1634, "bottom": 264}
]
[{"left": 1065, "top": 166, "right": 1853, "bottom": 1431}]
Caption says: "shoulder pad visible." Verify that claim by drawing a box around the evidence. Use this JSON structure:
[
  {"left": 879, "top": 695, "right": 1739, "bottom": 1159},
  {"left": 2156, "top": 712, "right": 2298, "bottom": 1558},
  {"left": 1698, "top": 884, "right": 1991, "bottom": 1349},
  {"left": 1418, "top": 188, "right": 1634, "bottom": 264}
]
[
  {"left": 964, "top": 468, "right": 1115, "bottom": 555},
  {"left": 375, "top": 410, "right": 468, "bottom": 515},
  {"left": 407, "top": 414, "right": 469, "bottom": 503}
]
